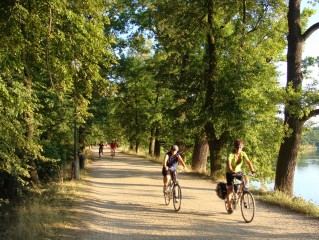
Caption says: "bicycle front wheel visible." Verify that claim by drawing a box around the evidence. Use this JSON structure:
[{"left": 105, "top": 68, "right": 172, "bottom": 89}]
[
  {"left": 164, "top": 191, "right": 170, "bottom": 205},
  {"left": 240, "top": 191, "right": 255, "bottom": 223},
  {"left": 173, "top": 184, "right": 182, "bottom": 212}
]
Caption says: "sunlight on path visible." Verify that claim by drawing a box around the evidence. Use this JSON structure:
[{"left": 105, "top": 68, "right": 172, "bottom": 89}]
[{"left": 58, "top": 147, "right": 319, "bottom": 240}]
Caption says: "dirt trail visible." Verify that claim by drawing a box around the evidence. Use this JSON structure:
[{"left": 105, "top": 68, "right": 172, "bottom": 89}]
[{"left": 56, "top": 147, "right": 318, "bottom": 240}]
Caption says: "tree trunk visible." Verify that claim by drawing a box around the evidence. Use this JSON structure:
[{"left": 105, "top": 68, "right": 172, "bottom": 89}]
[
  {"left": 22, "top": 32, "right": 39, "bottom": 185},
  {"left": 79, "top": 125, "right": 86, "bottom": 150},
  {"left": 191, "top": 134, "right": 209, "bottom": 172},
  {"left": 205, "top": 124, "right": 223, "bottom": 175},
  {"left": 135, "top": 140, "right": 139, "bottom": 153},
  {"left": 203, "top": 1, "right": 224, "bottom": 176},
  {"left": 274, "top": 0, "right": 303, "bottom": 197},
  {"left": 154, "top": 127, "right": 161, "bottom": 158},
  {"left": 24, "top": 79, "right": 39, "bottom": 185},
  {"left": 275, "top": 117, "right": 304, "bottom": 195},
  {"left": 149, "top": 126, "right": 156, "bottom": 156}
]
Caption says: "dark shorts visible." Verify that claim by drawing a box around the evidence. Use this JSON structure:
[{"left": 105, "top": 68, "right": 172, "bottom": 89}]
[
  {"left": 162, "top": 167, "right": 177, "bottom": 180},
  {"left": 226, "top": 171, "right": 243, "bottom": 186}
]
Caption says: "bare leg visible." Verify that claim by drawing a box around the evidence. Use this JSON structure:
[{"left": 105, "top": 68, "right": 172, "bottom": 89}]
[
  {"left": 226, "top": 185, "right": 233, "bottom": 209},
  {"left": 163, "top": 175, "right": 171, "bottom": 192}
]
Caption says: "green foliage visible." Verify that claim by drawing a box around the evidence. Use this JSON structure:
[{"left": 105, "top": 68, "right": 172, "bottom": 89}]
[
  {"left": 302, "top": 127, "right": 319, "bottom": 146},
  {"left": 0, "top": 0, "right": 114, "bottom": 188}
]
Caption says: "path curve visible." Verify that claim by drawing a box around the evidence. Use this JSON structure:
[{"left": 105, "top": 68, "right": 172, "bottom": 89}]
[{"left": 59, "top": 147, "right": 318, "bottom": 240}]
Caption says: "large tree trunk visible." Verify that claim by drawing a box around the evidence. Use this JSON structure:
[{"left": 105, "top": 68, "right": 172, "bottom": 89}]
[
  {"left": 24, "top": 78, "right": 39, "bottom": 185},
  {"left": 79, "top": 125, "right": 86, "bottom": 150},
  {"left": 275, "top": 117, "right": 304, "bottom": 195},
  {"left": 274, "top": 0, "right": 319, "bottom": 196},
  {"left": 22, "top": 11, "right": 39, "bottom": 184},
  {"left": 274, "top": 0, "right": 304, "bottom": 197},
  {"left": 154, "top": 128, "right": 161, "bottom": 158},
  {"left": 191, "top": 134, "right": 209, "bottom": 172},
  {"left": 203, "top": 1, "right": 224, "bottom": 176},
  {"left": 205, "top": 123, "right": 223, "bottom": 175},
  {"left": 135, "top": 140, "right": 140, "bottom": 153},
  {"left": 149, "top": 126, "right": 156, "bottom": 156}
]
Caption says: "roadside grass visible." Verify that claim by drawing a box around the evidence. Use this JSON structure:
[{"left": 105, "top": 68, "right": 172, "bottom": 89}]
[
  {"left": 0, "top": 151, "right": 93, "bottom": 240},
  {"left": 119, "top": 146, "right": 319, "bottom": 218},
  {"left": 252, "top": 190, "right": 319, "bottom": 218},
  {"left": 0, "top": 180, "right": 80, "bottom": 240}
]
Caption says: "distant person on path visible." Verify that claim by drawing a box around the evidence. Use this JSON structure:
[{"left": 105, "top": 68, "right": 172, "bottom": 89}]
[
  {"left": 110, "top": 141, "right": 117, "bottom": 157},
  {"left": 226, "top": 140, "right": 256, "bottom": 213},
  {"left": 162, "top": 145, "right": 187, "bottom": 193},
  {"left": 99, "top": 141, "right": 104, "bottom": 157}
]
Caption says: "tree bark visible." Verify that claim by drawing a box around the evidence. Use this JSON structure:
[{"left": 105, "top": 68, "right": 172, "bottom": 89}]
[
  {"left": 149, "top": 126, "right": 156, "bottom": 156},
  {"left": 203, "top": 0, "right": 223, "bottom": 176},
  {"left": 275, "top": 117, "right": 304, "bottom": 195},
  {"left": 135, "top": 140, "right": 140, "bottom": 153},
  {"left": 274, "top": 0, "right": 319, "bottom": 196},
  {"left": 21, "top": 7, "right": 39, "bottom": 184},
  {"left": 79, "top": 125, "right": 87, "bottom": 152},
  {"left": 154, "top": 127, "right": 161, "bottom": 158},
  {"left": 191, "top": 134, "right": 209, "bottom": 172}
]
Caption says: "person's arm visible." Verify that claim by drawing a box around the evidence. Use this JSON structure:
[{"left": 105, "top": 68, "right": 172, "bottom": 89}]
[
  {"left": 163, "top": 154, "right": 169, "bottom": 169},
  {"left": 243, "top": 153, "right": 255, "bottom": 173},
  {"left": 227, "top": 154, "right": 234, "bottom": 172},
  {"left": 246, "top": 159, "right": 255, "bottom": 173},
  {"left": 177, "top": 155, "right": 186, "bottom": 169}
]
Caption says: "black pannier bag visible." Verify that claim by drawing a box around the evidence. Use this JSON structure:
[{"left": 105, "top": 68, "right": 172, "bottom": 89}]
[{"left": 216, "top": 182, "right": 227, "bottom": 200}]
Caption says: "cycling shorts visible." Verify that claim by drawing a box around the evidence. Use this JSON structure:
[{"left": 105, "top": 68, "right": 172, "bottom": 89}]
[
  {"left": 226, "top": 171, "right": 243, "bottom": 186},
  {"left": 161, "top": 166, "right": 178, "bottom": 178}
]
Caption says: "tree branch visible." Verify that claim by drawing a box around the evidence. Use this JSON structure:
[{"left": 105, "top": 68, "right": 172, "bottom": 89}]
[
  {"left": 302, "top": 21, "right": 319, "bottom": 41},
  {"left": 302, "top": 108, "right": 319, "bottom": 121}
]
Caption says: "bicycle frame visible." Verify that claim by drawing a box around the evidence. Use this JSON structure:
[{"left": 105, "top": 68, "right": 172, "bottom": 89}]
[
  {"left": 164, "top": 170, "right": 182, "bottom": 211},
  {"left": 225, "top": 173, "right": 256, "bottom": 223}
]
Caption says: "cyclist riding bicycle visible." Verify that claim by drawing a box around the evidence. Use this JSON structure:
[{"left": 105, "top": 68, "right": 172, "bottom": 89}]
[
  {"left": 162, "top": 145, "right": 187, "bottom": 194},
  {"left": 110, "top": 141, "right": 117, "bottom": 156},
  {"left": 226, "top": 140, "right": 256, "bottom": 213},
  {"left": 99, "top": 141, "right": 104, "bottom": 157}
]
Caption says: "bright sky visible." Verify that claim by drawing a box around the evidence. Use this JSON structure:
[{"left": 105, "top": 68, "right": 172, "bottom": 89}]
[
  {"left": 302, "top": 2, "right": 319, "bottom": 58},
  {"left": 302, "top": 3, "right": 319, "bottom": 125}
]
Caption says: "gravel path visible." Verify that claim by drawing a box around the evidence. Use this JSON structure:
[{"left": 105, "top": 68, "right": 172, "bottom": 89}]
[{"left": 57, "top": 147, "right": 319, "bottom": 240}]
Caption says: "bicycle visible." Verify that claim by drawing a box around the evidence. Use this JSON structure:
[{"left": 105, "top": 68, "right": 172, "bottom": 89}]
[
  {"left": 163, "top": 170, "right": 182, "bottom": 212},
  {"left": 225, "top": 173, "right": 256, "bottom": 223},
  {"left": 111, "top": 148, "right": 115, "bottom": 158},
  {"left": 99, "top": 147, "right": 103, "bottom": 158}
]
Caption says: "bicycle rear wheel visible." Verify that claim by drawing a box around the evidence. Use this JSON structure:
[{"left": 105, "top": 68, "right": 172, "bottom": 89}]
[
  {"left": 173, "top": 184, "right": 182, "bottom": 212},
  {"left": 240, "top": 191, "right": 255, "bottom": 223}
]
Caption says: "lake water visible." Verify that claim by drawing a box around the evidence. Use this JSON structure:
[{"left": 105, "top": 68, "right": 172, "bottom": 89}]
[
  {"left": 252, "top": 149, "right": 319, "bottom": 205},
  {"left": 294, "top": 150, "right": 319, "bottom": 205}
]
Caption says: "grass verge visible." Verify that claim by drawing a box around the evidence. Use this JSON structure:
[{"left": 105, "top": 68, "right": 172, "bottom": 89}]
[
  {"left": 252, "top": 190, "right": 319, "bottom": 218},
  {"left": 0, "top": 180, "right": 81, "bottom": 240}
]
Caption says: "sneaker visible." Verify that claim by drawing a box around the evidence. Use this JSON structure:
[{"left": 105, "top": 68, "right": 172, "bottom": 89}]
[
  {"left": 227, "top": 207, "right": 233, "bottom": 214},
  {"left": 174, "top": 198, "right": 179, "bottom": 203},
  {"left": 163, "top": 186, "right": 168, "bottom": 193}
]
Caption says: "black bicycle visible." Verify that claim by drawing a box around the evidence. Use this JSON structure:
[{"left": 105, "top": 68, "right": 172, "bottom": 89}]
[
  {"left": 225, "top": 173, "right": 256, "bottom": 223},
  {"left": 163, "top": 170, "right": 182, "bottom": 212}
]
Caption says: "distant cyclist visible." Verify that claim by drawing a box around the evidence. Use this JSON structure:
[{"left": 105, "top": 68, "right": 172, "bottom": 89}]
[
  {"left": 98, "top": 141, "right": 104, "bottom": 157},
  {"left": 110, "top": 141, "right": 117, "bottom": 157},
  {"left": 162, "top": 145, "right": 187, "bottom": 193},
  {"left": 226, "top": 140, "right": 256, "bottom": 213}
]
